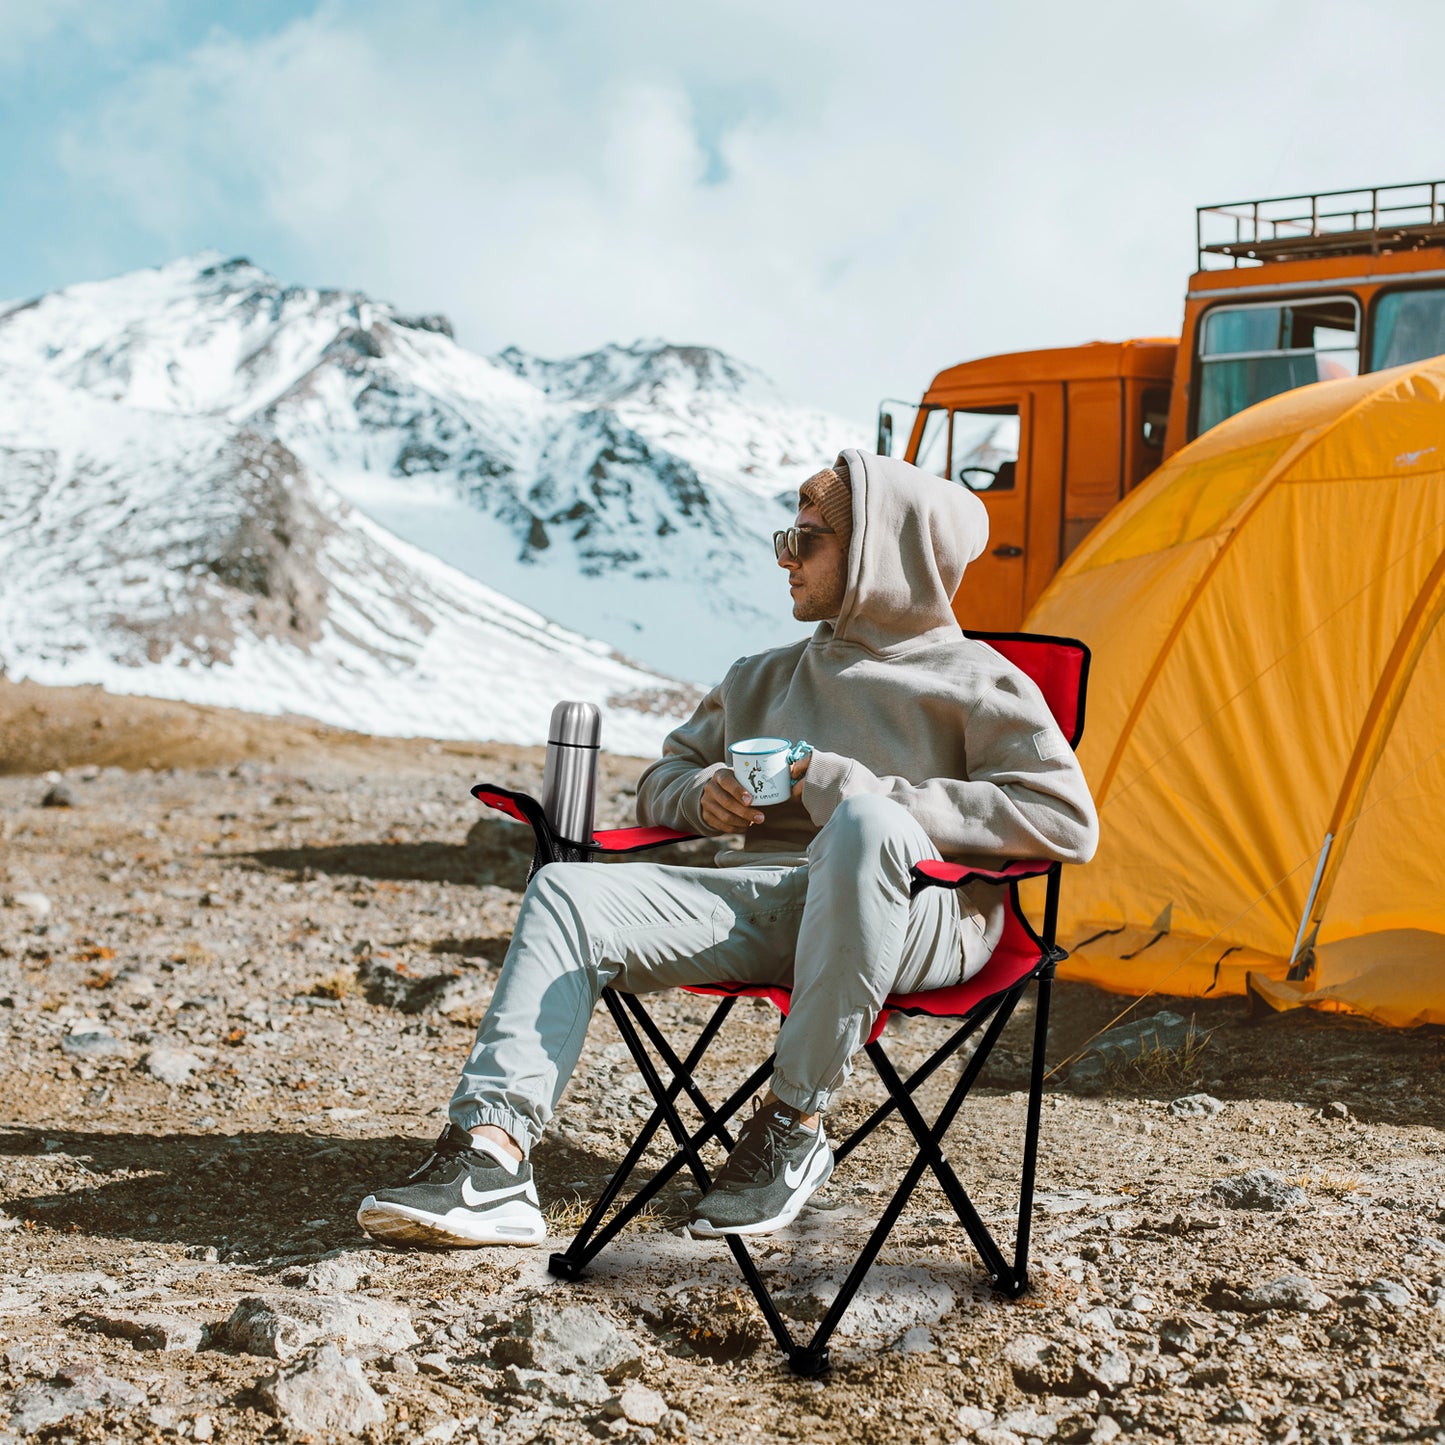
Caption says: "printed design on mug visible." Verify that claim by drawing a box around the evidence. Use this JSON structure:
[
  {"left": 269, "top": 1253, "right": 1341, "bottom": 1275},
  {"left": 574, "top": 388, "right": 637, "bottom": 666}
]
[{"left": 746, "top": 761, "right": 768, "bottom": 795}]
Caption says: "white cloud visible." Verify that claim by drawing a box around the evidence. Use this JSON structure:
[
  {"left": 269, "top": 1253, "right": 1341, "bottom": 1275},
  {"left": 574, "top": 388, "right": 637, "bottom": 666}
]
[{"left": 52, "top": 0, "right": 1445, "bottom": 425}]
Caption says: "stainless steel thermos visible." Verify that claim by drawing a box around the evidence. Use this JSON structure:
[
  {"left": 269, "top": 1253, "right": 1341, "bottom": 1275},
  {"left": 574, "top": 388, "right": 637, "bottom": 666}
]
[{"left": 541, "top": 700, "right": 601, "bottom": 848}]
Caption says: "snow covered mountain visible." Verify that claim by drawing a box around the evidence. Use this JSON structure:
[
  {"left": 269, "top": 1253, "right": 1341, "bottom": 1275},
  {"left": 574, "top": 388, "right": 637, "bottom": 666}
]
[
  {"left": 0, "top": 254, "right": 869, "bottom": 688},
  {"left": 0, "top": 253, "right": 868, "bottom": 749},
  {"left": 0, "top": 366, "right": 698, "bottom": 754}
]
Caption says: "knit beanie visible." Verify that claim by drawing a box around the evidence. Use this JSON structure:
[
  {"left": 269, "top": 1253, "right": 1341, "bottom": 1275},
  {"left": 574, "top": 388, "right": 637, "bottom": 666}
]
[{"left": 798, "top": 458, "right": 853, "bottom": 549}]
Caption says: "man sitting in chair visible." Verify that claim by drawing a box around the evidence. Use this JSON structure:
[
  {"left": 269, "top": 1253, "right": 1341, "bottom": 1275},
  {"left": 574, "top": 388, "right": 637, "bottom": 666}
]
[{"left": 358, "top": 449, "right": 1099, "bottom": 1247}]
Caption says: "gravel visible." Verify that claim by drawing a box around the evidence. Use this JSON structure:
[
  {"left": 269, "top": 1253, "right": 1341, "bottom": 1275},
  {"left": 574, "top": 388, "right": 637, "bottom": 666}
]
[{"left": 3, "top": 701, "right": 1445, "bottom": 1442}]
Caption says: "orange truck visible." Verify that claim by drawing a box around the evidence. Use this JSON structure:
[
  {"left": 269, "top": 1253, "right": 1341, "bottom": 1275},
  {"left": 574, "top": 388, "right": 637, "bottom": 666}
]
[{"left": 878, "top": 179, "right": 1445, "bottom": 631}]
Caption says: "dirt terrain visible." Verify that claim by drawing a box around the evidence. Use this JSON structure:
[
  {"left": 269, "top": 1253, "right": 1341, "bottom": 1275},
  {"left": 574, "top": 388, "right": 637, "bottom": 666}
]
[{"left": 2, "top": 680, "right": 1444, "bottom": 1444}]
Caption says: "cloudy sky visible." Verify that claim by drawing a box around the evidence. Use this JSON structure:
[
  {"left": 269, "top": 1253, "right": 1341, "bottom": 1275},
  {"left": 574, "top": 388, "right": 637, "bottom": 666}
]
[{"left": 3, "top": 0, "right": 1443, "bottom": 426}]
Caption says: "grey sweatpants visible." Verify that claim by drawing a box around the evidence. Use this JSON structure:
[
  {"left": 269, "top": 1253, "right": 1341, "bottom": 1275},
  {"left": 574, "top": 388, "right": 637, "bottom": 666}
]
[{"left": 449, "top": 794, "right": 992, "bottom": 1156}]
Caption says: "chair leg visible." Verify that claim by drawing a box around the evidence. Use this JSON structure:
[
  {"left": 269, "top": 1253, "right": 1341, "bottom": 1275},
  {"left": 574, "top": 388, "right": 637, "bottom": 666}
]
[
  {"left": 866, "top": 1035, "right": 1016, "bottom": 1288},
  {"left": 620, "top": 994, "right": 739, "bottom": 1154},
  {"left": 552, "top": 970, "right": 1052, "bottom": 1372},
  {"left": 549, "top": 995, "right": 738, "bottom": 1279},
  {"left": 1011, "top": 965, "right": 1055, "bottom": 1295},
  {"left": 551, "top": 991, "right": 783, "bottom": 1274},
  {"left": 785, "top": 992, "right": 1024, "bottom": 1367},
  {"left": 831, "top": 1015, "right": 981, "bottom": 1167},
  {"left": 607, "top": 998, "right": 809, "bottom": 1362},
  {"left": 546, "top": 993, "right": 819, "bottom": 1367}
]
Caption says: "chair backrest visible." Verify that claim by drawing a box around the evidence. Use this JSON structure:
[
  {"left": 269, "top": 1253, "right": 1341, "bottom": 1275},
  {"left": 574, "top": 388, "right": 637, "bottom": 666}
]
[{"left": 964, "top": 630, "right": 1090, "bottom": 749}]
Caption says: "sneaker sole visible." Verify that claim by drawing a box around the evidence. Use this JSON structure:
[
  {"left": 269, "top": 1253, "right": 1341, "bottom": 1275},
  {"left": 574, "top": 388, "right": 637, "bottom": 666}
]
[
  {"left": 356, "top": 1195, "right": 547, "bottom": 1248},
  {"left": 687, "top": 1144, "right": 834, "bottom": 1239}
]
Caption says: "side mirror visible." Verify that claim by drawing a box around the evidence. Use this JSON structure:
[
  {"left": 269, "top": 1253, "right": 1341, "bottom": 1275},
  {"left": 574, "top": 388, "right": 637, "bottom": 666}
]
[{"left": 956, "top": 466, "right": 998, "bottom": 493}]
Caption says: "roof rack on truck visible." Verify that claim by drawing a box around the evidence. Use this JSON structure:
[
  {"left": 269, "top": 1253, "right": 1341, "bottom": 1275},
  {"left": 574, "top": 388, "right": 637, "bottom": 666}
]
[{"left": 1197, "top": 179, "right": 1445, "bottom": 268}]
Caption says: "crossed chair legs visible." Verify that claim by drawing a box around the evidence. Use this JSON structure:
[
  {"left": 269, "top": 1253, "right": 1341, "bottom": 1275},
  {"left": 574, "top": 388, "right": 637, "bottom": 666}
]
[{"left": 546, "top": 966, "right": 1056, "bottom": 1376}]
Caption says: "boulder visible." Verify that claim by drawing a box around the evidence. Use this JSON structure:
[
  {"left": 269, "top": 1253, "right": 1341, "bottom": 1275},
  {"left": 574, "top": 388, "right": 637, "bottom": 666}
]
[
  {"left": 501, "top": 1364, "right": 611, "bottom": 1407},
  {"left": 1208, "top": 1275, "right": 1331, "bottom": 1313},
  {"left": 221, "top": 1293, "right": 416, "bottom": 1359},
  {"left": 1067, "top": 1011, "right": 1203, "bottom": 1085},
  {"left": 1168, "top": 1094, "right": 1224, "bottom": 1118},
  {"left": 255, "top": 1342, "right": 385, "bottom": 1435},
  {"left": 77, "top": 1309, "right": 206, "bottom": 1351},
  {"left": 61, "top": 1025, "right": 127, "bottom": 1059},
  {"left": 1201, "top": 1168, "right": 1306, "bottom": 1211},
  {"left": 144, "top": 1047, "right": 206, "bottom": 1085},
  {"left": 605, "top": 1382, "right": 669, "bottom": 1426},
  {"left": 1077, "top": 1350, "right": 1132, "bottom": 1395},
  {"left": 7, "top": 1364, "right": 144, "bottom": 1435},
  {"left": 1004, "top": 1334, "right": 1078, "bottom": 1394},
  {"left": 1340, "top": 1279, "right": 1412, "bottom": 1311},
  {"left": 1157, "top": 1318, "right": 1199, "bottom": 1353},
  {"left": 493, "top": 1303, "right": 642, "bottom": 1380}
]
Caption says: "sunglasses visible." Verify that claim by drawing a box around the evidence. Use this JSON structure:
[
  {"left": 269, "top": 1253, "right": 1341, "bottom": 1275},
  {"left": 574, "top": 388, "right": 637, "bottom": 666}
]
[{"left": 772, "top": 525, "right": 836, "bottom": 561}]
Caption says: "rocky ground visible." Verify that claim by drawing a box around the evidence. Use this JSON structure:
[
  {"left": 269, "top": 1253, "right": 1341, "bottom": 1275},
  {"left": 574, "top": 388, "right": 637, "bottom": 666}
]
[{"left": 2, "top": 680, "right": 1445, "bottom": 1444}]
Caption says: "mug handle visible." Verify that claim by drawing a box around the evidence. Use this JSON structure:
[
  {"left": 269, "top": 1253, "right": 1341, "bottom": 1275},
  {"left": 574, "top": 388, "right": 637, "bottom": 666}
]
[{"left": 786, "top": 740, "right": 813, "bottom": 765}]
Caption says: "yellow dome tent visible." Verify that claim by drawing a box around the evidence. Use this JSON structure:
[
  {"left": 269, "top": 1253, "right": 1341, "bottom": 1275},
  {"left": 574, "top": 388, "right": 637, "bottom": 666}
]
[{"left": 1024, "top": 353, "right": 1445, "bottom": 1027}]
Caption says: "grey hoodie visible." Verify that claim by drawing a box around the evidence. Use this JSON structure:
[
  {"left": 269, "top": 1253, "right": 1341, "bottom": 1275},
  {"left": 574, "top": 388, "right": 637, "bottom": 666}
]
[{"left": 635, "top": 448, "right": 1099, "bottom": 949}]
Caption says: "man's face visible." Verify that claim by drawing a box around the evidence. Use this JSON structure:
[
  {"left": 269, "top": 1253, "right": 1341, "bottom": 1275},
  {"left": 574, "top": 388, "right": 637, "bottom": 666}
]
[{"left": 779, "top": 501, "right": 848, "bottom": 622}]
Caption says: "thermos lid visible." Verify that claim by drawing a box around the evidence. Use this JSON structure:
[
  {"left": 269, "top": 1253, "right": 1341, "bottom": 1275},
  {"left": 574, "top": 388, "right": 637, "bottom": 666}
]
[{"left": 549, "top": 700, "right": 601, "bottom": 747}]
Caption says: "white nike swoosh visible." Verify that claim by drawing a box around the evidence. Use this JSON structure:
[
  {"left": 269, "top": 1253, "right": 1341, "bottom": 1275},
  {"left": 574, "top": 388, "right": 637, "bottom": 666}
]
[
  {"left": 783, "top": 1139, "right": 823, "bottom": 1190},
  {"left": 460, "top": 1177, "right": 532, "bottom": 1208}
]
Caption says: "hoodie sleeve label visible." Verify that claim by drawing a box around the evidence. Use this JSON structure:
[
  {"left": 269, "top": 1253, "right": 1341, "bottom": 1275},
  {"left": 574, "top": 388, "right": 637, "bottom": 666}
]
[{"left": 1033, "top": 727, "right": 1067, "bottom": 761}]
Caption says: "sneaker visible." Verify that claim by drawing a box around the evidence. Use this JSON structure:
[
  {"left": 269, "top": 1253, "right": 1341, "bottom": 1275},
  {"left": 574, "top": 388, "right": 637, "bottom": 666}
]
[
  {"left": 356, "top": 1123, "right": 546, "bottom": 1248},
  {"left": 688, "top": 1099, "right": 833, "bottom": 1238}
]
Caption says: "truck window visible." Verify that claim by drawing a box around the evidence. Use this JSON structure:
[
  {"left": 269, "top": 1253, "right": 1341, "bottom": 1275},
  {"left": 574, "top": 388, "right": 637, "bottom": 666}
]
[
  {"left": 915, "top": 406, "right": 949, "bottom": 475},
  {"left": 1370, "top": 287, "right": 1445, "bottom": 370},
  {"left": 951, "top": 408, "right": 1019, "bottom": 492},
  {"left": 1195, "top": 296, "right": 1359, "bottom": 436}
]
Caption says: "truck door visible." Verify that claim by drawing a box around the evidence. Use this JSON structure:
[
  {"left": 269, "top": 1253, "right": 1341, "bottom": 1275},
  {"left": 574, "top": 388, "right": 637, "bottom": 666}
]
[{"left": 946, "top": 396, "right": 1031, "bottom": 631}]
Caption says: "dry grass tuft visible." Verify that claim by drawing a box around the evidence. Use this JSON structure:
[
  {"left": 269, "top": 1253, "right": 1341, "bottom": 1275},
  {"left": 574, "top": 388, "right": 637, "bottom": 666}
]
[
  {"left": 543, "top": 1190, "right": 680, "bottom": 1233},
  {"left": 1287, "top": 1170, "right": 1363, "bottom": 1197},
  {"left": 1105, "top": 1018, "right": 1212, "bottom": 1092}
]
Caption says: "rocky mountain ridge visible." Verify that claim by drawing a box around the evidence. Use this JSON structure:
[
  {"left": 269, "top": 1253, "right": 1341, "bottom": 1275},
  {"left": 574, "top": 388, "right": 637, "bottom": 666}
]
[{"left": 0, "top": 254, "right": 868, "bottom": 745}]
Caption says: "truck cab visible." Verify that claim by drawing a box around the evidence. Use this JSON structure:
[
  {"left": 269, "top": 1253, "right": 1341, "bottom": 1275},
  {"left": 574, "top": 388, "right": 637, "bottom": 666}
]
[{"left": 882, "top": 180, "right": 1445, "bottom": 631}]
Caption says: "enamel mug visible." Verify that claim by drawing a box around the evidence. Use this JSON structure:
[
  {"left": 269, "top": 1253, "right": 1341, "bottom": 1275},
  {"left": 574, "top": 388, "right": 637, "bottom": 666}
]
[{"left": 728, "top": 737, "right": 813, "bottom": 807}]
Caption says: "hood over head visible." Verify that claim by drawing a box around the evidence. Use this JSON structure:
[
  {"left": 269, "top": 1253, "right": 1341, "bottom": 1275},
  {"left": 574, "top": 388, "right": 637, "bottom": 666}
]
[{"left": 808, "top": 448, "right": 989, "bottom": 658}]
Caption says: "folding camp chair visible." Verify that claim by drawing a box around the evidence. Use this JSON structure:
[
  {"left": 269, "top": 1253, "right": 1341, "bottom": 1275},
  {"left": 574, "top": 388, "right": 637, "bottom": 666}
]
[{"left": 471, "top": 630, "right": 1089, "bottom": 1375}]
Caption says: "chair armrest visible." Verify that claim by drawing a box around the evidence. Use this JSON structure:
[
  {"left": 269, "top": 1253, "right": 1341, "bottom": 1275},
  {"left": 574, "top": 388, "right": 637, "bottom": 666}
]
[
  {"left": 592, "top": 825, "right": 702, "bottom": 853},
  {"left": 910, "top": 857, "right": 1057, "bottom": 890},
  {"left": 471, "top": 783, "right": 701, "bottom": 854},
  {"left": 472, "top": 784, "right": 536, "bottom": 827}
]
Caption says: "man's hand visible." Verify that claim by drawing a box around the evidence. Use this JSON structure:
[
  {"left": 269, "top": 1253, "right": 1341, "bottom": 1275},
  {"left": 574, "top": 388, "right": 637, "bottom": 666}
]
[
  {"left": 700, "top": 754, "right": 812, "bottom": 833},
  {"left": 701, "top": 771, "right": 765, "bottom": 833}
]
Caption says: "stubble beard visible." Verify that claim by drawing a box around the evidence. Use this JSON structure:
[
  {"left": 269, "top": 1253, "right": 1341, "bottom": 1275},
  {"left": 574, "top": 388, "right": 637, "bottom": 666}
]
[{"left": 792, "top": 590, "right": 839, "bottom": 624}]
